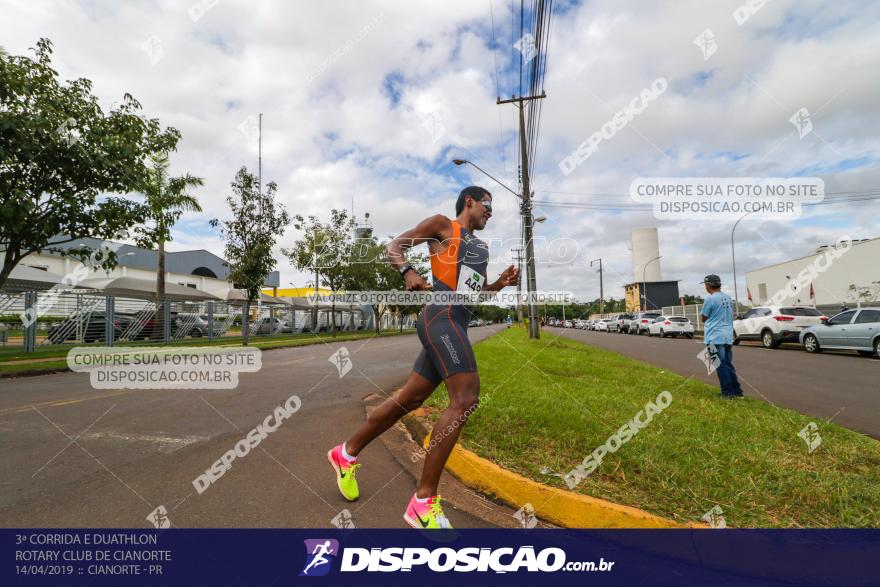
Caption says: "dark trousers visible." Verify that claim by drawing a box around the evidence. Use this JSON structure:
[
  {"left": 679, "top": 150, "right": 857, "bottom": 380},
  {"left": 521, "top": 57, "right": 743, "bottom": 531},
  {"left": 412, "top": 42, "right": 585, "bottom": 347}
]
[{"left": 714, "top": 344, "right": 744, "bottom": 397}]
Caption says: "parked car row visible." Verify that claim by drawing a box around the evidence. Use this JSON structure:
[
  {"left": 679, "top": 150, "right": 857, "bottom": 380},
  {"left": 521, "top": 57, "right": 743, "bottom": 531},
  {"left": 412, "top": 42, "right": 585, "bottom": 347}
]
[
  {"left": 733, "top": 305, "right": 880, "bottom": 357},
  {"left": 45, "top": 311, "right": 199, "bottom": 344},
  {"left": 547, "top": 313, "right": 695, "bottom": 337},
  {"left": 47, "top": 311, "right": 260, "bottom": 344},
  {"left": 547, "top": 305, "right": 880, "bottom": 358}
]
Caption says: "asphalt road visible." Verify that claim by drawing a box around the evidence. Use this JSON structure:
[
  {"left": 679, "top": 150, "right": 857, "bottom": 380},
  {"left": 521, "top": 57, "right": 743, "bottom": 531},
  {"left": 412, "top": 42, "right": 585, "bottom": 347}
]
[
  {"left": 554, "top": 328, "right": 880, "bottom": 439},
  {"left": 0, "top": 326, "right": 506, "bottom": 528}
]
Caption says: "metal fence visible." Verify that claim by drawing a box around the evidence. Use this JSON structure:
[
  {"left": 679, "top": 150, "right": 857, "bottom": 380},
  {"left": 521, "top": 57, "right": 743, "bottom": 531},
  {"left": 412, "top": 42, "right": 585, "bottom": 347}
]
[
  {"left": 661, "top": 304, "right": 705, "bottom": 332},
  {"left": 0, "top": 290, "right": 416, "bottom": 353}
]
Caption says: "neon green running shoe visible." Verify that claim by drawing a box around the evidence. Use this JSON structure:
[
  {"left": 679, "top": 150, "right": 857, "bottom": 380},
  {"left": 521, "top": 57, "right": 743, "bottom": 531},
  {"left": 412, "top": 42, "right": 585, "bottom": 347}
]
[
  {"left": 403, "top": 494, "right": 453, "bottom": 529},
  {"left": 328, "top": 444, "right": 360, "bottom": 501}
]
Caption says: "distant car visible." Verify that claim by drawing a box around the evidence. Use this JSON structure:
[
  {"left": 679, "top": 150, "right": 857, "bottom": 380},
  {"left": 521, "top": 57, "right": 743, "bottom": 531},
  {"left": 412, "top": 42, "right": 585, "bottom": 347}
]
[
  {"left": 563, "top": 320, "right": 573, "bottom": 328},
  {"left": 252, "top": 316, "right": 292, "bottom": 335},
  {"left": 173, "top": 313, "right": 224, "bottom": 338},
  {"left": 733, "top": 306, "right": 827, "bottom": 348},
  {"left": 468, "top": 319, "right": 479, "bottom": 327},
  {"left": 615, "top": 313, "right": 634, "bottom": 333},
  {"left": 594, "top": 319, "right": 613, "bottom": 332},
  {"left": 629, "top": 312, "right": 661, "bottom": 335},
  {"left": 47, "top": 312, "right": 126, "bottom": 344},
  {"left": 606, "top": 317, "right": 620, "bottom": 332},
  {"left": 800, "top": 307, "right": 880, "bottom": 357},
  {"left": 648, "top": 315, "right": 695, "bottom": 338}
]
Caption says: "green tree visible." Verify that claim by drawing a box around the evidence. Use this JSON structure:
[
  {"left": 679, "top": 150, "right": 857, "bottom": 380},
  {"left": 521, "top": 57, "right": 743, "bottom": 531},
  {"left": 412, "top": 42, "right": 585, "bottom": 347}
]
[
  {"left": 344, "top": 235, "right": 430, "bottom": 333},
  {"left": 345, "top": 236, "right": 396, "bottom": 333},
  {"left": 388, "top": 250, "right": 429, "bottom": 332},
  {"left": 284, "top": 210, "right": 357, "bottom": 337},
  {"left": 134, "top": 152, "right": 203, "bottom": 331},
  {"left": 0, "top": 38, "right": 180, "bottom": 288},
  {"left": 210, "top": 167, "right": 289, "bottom": 346},
  {"left": 471, "top": 304, "right": 510, "bottom": 323}
]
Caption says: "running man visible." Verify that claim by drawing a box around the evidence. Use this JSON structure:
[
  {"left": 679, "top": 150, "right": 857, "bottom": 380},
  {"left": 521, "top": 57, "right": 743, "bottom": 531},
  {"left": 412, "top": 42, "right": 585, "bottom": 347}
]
[
  {"left": 302, "top": 541, "right": 334, "bottom": 575},
  {"left": 327, "top": 186, "right": 519, "bottom": 529}
]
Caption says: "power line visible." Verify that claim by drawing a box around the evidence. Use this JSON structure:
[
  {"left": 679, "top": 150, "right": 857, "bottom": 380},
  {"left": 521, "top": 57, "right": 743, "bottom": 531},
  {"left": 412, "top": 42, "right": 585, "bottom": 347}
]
[{"left": 489, "top": 0, "right": 507, "bottom": 176}]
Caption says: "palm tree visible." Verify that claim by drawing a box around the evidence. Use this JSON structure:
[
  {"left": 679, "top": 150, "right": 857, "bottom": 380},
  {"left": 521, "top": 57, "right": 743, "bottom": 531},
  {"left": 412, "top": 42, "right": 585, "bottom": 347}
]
[{"left": 140, "top": 152, "right": 204, "bottom": 337}]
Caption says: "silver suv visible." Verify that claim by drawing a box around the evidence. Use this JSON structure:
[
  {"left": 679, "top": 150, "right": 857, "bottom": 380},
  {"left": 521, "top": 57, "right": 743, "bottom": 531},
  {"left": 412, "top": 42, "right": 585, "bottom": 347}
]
[{"left": 628, "top": 312, "right": 661, "bottom": 335}]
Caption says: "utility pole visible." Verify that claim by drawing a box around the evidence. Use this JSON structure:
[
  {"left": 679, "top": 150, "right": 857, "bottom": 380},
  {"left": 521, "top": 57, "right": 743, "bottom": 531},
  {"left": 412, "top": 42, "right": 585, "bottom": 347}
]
[
  {"left": 498, "top": 92, "right": 545, "bottom": 339},
  {"left": 258, "top": 113, "right": 262, "bottom": 197},
  {"left": 591, "top": 258, "right": 604, "bottom": 315}
]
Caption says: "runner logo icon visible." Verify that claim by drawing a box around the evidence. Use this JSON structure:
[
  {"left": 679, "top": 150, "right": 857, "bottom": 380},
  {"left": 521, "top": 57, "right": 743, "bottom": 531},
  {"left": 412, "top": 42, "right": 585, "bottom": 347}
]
[{"left": 300, "top": 539, "right": 339, "bottom": 577}]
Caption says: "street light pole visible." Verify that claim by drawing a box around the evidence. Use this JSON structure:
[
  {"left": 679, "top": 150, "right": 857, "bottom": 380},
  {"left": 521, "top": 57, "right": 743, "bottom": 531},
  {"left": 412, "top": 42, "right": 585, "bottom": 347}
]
[
  {"left": 731, "top": 211, "right": 752, "bottom": 311},
  {"left": 451, "top": 159, "right": 520, "bottom": 199},
  {"left": 641, "top": 255, "right": 661, "bottom": 311}
]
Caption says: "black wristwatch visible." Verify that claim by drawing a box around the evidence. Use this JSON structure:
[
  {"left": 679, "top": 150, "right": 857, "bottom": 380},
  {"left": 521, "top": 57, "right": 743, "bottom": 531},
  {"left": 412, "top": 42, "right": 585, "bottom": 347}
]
[{"left": 399, "top": 263, "right": 414, "bottom": 278}]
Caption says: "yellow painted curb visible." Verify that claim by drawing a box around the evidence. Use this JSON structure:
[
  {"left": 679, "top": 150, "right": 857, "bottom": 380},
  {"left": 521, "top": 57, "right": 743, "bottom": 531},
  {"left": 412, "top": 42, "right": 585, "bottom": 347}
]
[{"left": 411, "top": 419, "right": 701, "bottom": 528}]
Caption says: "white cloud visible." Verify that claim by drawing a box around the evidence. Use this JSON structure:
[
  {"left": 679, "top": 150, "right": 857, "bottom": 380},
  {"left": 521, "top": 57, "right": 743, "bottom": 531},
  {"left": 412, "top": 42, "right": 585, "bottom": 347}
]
[{"left": 2, "top": 0, "right": 878, "bottom": 300}]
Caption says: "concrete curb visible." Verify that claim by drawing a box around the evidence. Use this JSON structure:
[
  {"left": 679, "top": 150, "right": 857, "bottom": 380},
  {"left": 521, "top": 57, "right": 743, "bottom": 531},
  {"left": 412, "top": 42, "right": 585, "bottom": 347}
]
[{"left": 402, "top": 411, "right": 701, "bottom": 529}]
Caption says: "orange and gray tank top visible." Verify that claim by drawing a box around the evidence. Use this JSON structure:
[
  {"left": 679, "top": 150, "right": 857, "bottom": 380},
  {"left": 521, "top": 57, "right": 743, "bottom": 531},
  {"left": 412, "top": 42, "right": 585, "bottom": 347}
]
[{"left": 429, "top": 220, "right": 489, "bottom": 322}]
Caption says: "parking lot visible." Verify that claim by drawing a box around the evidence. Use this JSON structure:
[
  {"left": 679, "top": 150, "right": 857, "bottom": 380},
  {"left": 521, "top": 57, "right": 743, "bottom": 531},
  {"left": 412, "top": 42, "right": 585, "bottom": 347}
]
[{"left": 555, "top": 327, "right": 880, "bottom": 439}]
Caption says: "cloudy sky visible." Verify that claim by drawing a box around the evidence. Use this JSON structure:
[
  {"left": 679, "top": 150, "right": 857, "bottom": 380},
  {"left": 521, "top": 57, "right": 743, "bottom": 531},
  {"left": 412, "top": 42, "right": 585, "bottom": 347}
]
[{"left": 4, "top": 0, "right": 879, "bottom": 300}]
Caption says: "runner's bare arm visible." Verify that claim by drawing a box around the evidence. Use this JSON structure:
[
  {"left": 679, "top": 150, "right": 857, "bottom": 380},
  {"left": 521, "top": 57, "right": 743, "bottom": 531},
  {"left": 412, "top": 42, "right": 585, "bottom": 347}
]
[
  {"left": 387, "top": 214, "right": 453, "bottom": 292},
  {"left": 484, "top": 265, "right": 520, "bottom": 292}
]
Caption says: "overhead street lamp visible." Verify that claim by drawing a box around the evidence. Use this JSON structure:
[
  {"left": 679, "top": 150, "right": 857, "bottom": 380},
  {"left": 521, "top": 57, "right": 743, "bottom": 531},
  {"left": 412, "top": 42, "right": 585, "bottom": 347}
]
[
  {"left": 640, "top": 255, "right": 662, "bottom": 311},
  {"left": 452, "top": 159, "right": 521, "bottom": 199},
  {"left": 731, "top": 211, "right": 754, "bottom": 311},
  {"left": 453, "top": 158, "right": 539, "bottom": 338}
]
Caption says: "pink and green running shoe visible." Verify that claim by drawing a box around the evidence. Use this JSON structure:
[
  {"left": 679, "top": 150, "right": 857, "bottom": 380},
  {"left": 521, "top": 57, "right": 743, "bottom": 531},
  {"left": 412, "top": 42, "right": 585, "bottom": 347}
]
[
  {"left": 403, "top": 494, "right": 453, "bottom": 529},
  {"left": 327, "top": 444, "right": 360, "bottom": 502}
]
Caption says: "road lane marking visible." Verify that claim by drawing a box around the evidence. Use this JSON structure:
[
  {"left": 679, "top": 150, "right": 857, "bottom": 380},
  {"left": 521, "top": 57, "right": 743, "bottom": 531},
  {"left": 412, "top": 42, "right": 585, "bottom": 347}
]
[
  {"left": 84, "top": 431, "right": 210, "bottom": 452},
  {"left": 0, "top": 390, "right": 131, "bottom": 416}
]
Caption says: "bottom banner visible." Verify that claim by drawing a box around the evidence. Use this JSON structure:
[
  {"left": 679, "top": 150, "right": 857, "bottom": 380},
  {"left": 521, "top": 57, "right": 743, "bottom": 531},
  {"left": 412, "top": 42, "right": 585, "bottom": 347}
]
[{"left": 5, "top": 529, "right": 878, "bottom": 586}]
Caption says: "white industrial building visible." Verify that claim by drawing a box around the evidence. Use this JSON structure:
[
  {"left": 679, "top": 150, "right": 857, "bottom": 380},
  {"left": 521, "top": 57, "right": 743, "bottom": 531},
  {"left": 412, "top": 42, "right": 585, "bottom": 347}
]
[
  {"left": 8, "top": 235, "right": 279, "bottom": 298},
  {"left": 745, "top": 237, "right": 880, "bottom": 308}
]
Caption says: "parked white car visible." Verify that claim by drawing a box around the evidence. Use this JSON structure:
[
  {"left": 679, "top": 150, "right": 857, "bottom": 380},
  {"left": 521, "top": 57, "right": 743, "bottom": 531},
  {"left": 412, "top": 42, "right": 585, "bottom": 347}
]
[
  {"left": 594, "top": 319, "right": 610, "bottom": 332},
  {"left": 648, "top": 315, "right": 695, "bottom": 338},
  {"left": 733, "top": 306, "right": 828, "bottom": 348},
  {"left": 563, "top": 320, "right": 573, "bottom": 328}
]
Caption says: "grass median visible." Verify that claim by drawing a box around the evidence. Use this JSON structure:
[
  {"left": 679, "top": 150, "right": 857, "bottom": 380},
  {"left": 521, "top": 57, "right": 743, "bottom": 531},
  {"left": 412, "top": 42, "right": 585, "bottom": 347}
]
[
  {"left": 423, "top": 327, "right": 880, "bottom": 527},
  {"left": 0, "top": 329, "right": 416, "bottom": 376}
]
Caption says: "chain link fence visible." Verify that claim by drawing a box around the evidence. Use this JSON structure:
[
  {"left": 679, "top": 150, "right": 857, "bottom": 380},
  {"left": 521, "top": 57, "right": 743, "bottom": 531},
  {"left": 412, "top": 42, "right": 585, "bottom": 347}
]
[{"left": 0, "top": 290, "right": 390, "bottom": 353}]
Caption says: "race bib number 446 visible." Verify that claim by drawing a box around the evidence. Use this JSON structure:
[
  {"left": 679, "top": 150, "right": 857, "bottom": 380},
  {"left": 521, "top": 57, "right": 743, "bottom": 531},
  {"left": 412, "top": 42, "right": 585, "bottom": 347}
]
[{"left": 458, "top": 269, "right": 485, "bottom": 294}]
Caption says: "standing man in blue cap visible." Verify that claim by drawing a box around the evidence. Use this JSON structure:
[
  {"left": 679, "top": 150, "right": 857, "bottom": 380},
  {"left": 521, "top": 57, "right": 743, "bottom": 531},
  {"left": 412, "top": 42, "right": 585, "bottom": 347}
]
[{"left": 700, "top": 274, "right": 744, "bottom": 399}]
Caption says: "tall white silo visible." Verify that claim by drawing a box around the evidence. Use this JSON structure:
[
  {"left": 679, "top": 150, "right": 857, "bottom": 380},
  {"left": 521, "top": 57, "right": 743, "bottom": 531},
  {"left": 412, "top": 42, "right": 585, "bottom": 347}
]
[{"left": 631, "top": 228, "right": 662, "bottom": 282}]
